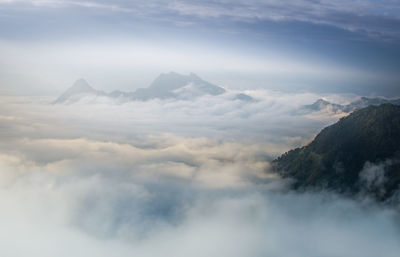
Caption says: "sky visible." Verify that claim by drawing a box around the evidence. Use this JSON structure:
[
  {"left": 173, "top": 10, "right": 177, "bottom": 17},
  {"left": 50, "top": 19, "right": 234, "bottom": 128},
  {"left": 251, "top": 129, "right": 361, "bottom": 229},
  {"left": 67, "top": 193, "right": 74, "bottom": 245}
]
[{"left": 1, "top": 0, "right": 400, "bottom": 95}]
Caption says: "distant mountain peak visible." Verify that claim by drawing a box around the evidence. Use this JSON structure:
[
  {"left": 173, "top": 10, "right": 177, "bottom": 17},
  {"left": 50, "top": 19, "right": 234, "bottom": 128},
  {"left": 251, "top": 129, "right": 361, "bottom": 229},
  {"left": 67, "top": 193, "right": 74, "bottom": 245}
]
[
  {"left": 69, "top": 78, "right": 94, "bottom": 92},
  {"left": 53, "top": 72, "right": 256, "bottom": 103},
  {"left": 73, "top": 78, "right": 91, "bottom": 87},
  {"left": 302, "top": 97, "right": 400, "bottom": 113},
  {"left": 53, "top": 78, "right": 103, "bottom": 104},
  {"left": 133, "top": 72, "right": 226, "bottom": 100}
]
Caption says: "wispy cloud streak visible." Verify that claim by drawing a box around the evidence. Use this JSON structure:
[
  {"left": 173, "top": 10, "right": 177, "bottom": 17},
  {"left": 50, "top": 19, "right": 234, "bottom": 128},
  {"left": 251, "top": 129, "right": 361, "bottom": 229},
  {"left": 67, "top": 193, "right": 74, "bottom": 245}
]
[{"left": 2, "top": 0, "right": 400, "bottom": 40}]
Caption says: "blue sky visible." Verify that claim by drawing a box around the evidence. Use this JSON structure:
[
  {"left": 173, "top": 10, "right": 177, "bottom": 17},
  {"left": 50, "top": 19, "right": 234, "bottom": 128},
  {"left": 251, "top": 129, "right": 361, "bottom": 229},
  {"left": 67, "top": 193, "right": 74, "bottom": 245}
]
[{"left": 1, "top": 0, "right": 400, "bottom": 95}]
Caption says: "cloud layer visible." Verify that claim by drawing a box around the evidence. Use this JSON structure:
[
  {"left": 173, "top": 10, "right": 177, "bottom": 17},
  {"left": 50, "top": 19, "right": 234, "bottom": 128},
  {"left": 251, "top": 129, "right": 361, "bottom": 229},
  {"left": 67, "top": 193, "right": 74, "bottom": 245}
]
[
  {"left": 0, "top": 92, "right": 399, "bottom": 256},
  {"left": 2, "top": 0, "right": 400, "bottom": 40}
]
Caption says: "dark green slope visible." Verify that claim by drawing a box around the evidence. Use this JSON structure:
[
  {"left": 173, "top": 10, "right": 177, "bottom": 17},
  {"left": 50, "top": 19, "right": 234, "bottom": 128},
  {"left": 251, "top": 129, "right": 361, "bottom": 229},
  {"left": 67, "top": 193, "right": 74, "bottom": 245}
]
[{"left": 273, "top": 104, "right": 400, "bottom": 201}]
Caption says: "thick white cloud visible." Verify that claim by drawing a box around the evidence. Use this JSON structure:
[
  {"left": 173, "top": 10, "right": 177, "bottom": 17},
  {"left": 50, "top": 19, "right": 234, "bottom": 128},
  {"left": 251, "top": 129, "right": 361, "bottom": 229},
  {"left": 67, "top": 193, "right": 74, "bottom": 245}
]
[
  {"left": 0, "top": 165, "right": 399, "bottom": 257},
  {"left": 0, "top": 92, "right": 398, "bottom": 256}
]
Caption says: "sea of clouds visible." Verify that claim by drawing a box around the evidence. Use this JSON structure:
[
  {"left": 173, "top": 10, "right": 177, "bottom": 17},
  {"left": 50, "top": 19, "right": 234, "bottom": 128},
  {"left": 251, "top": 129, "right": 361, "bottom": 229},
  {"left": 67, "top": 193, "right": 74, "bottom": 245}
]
[{"left": 0, "top": 91, "right": 399, "bottom": 257}]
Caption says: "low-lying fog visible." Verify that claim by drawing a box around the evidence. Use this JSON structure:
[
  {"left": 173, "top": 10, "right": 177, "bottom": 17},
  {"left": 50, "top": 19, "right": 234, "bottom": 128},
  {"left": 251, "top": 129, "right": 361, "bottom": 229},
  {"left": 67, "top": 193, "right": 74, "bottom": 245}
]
[{"left": 0, "top": 91, "right": 399, "bottom": 257}]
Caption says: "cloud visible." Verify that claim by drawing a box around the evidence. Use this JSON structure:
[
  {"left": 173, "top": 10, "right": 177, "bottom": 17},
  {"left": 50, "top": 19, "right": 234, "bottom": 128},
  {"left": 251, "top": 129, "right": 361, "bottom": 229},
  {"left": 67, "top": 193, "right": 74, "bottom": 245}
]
[
  {"left": 359, "top": 161, "right": 388, "bottom": 195},
  {"left": 0, "top": 162, "right": 399, "bottom": 257},
  {"left": 2, "top": 0, "right": 400, "bottom": 40},
  {"left": 358, "top": 158, "right": 400, "bottom": 200},
  {"left": 168, "top": 0, "right": 400, "bottom": 40},
  {"left": 1, "top": 91, "right": 332, "bottom": 187},
  {"left": 0, "top": 93, "right": 399, "bottom": 256}
]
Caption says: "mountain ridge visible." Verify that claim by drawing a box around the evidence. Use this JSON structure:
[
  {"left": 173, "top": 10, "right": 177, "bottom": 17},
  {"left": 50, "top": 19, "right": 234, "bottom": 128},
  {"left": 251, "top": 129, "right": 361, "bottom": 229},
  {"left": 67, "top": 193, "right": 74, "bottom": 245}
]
[
  {"left": 302, "top": 97, "right": 400, "bottom": 113},
  {"left": 273, "top": 104, "right": 400, "bottom": 202},
  {"left": 53, "top": 78, "right": 106, "bottom": 104},
  {"left": 54, "top": 72, "right": 252, "bottom": 104}
]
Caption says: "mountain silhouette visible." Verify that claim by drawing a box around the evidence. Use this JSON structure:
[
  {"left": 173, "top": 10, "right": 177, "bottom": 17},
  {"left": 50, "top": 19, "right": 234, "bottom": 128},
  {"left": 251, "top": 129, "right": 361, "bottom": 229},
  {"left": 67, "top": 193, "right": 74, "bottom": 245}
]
[
  {"left": 302, "top": 97, "right": 400, "bottom": 113},
  {"left": 54, "top": 73, "right": 254, "bottom": 103},
  {"left": 273, "top": 104, "right": 400, "bottom": 201},
  {"left": 53, "top": 79, "right": 106, "bottom": 104}
]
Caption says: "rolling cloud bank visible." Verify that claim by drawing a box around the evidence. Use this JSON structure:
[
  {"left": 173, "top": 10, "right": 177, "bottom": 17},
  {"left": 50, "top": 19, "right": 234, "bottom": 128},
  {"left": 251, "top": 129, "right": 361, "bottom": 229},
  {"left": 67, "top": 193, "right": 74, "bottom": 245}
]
[{"left": 0, "top": 86, "right": 399, "bottom": 256}]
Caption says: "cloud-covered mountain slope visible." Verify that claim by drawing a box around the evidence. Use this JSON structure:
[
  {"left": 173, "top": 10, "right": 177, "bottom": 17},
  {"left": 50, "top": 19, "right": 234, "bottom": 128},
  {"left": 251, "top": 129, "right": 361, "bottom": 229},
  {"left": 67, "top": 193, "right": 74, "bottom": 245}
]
[
  {"left": 273, "top": 104, "right": 400, "bottom": 202},
  {"left": 302, "top": 97, "right": 400, "bottom": 113}
]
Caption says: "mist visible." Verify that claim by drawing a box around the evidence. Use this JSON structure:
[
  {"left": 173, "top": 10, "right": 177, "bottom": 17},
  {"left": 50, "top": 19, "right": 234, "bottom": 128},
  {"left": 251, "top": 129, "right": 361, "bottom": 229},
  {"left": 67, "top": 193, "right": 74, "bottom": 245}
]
[{"left": 0, "top": 92, "right": 399, "bottom": 256}]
